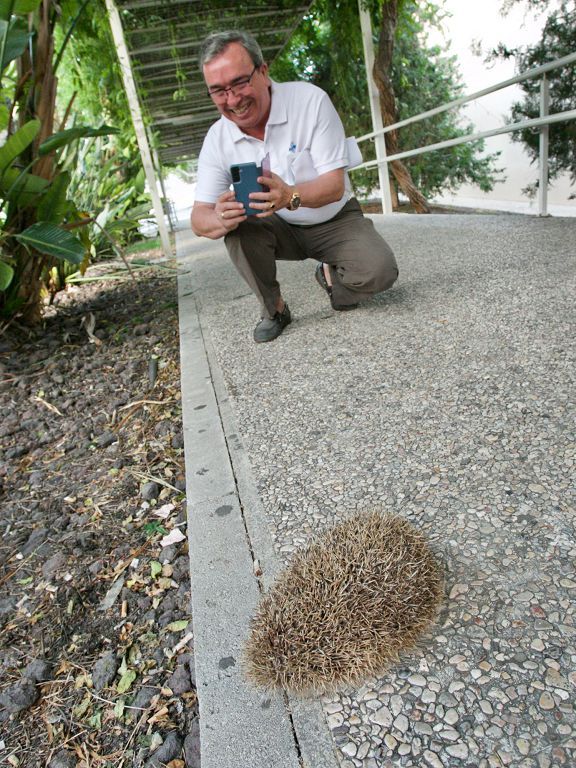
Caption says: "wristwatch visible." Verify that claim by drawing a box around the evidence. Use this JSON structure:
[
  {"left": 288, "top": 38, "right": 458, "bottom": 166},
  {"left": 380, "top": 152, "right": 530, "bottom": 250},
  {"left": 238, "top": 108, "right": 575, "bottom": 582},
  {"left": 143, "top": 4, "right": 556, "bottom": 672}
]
[{"left": 286, "top": 190, "right": 301, "bottom": 211}]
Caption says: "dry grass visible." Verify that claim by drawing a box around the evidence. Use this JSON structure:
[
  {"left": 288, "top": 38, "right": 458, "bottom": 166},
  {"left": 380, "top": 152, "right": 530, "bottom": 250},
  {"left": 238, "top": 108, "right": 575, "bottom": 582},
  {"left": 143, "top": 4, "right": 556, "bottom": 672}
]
[{"left": 244, "top": 512, "right": 444, "bottom": 695}]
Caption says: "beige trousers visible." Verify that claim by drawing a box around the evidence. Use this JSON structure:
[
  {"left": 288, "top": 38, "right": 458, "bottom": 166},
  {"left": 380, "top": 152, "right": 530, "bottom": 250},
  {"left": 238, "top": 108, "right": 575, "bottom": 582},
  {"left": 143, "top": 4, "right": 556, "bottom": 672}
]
[{"left": 224, "top": 198, "right": 398, "bottom": 318}]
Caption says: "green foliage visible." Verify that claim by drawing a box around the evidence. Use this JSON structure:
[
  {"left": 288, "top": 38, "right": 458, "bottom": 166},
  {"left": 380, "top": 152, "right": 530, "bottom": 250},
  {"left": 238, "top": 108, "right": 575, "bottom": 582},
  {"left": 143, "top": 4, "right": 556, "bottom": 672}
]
[
  {"left": 393, "top": 26, "right": 503, "bottom": 197},
  {"left": 54, "top": 0, "right": 151, "bottom": 252},
  {"left": 0, "top": 3, "right": 97, "bottom": 316},
  {"left": 15, "top": 222, "right": 86, "bottom": 263},
  {"left": 38, "top": 125, "right": 119, "bottom": 156},
  {"left": 498, "top": 0, "right": 575, "bottom": 197},
  {"left": 271, "top": 0, "right": 502, "bottom": 201},
  {"left": 0, "top": 0, "right": 148, "bottom": 322},
  {"left": 0, "top": 16, "right": 30, "bottom": 70},
  {"left": 0, "top": 259, "right": 13, "bottom": 289},
  {"left": 0, "top": 120, "right": 41, "bottom": 171}
]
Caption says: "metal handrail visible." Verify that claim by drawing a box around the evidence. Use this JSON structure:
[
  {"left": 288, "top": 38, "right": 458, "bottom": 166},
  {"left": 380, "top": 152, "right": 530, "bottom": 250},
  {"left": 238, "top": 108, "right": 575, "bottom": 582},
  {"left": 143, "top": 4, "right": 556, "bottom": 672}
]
[
  {"left": 353, "top": 50, "right": 576, "bottom": 215},
  {"left": 355, "top": 108, "right": 576, "bottom": 166}
]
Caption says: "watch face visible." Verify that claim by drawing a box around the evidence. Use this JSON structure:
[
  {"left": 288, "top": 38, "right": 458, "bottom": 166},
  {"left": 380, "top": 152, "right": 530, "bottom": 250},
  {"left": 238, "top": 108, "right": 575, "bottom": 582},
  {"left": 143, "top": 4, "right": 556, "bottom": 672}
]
[{"left": 290, "top": 193, "right": 301, "bottom": 210}]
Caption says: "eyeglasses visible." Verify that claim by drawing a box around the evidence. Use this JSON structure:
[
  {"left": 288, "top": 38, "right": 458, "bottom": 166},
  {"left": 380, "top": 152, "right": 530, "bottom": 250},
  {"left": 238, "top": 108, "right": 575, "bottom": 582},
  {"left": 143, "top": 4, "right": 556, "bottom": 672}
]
[{"left": 207, "top": 64, "right": 259, "bottom": 101}]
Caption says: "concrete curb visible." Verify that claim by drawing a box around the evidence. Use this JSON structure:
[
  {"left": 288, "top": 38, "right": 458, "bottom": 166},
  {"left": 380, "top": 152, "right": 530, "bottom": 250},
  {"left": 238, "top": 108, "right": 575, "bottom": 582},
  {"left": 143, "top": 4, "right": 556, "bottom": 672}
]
[{"left": 176, "top": 226, "right": 339, "bottom": 768}]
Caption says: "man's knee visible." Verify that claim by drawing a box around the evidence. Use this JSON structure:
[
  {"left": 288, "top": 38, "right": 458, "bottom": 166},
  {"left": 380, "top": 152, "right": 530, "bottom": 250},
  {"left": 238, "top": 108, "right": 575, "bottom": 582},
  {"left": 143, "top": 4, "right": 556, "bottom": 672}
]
[
  {"left": 351, "top": 240, "right": 398, "bottom": 294},
  {"left": 374, "top": 243, "right": 399, "bottom": 291}
]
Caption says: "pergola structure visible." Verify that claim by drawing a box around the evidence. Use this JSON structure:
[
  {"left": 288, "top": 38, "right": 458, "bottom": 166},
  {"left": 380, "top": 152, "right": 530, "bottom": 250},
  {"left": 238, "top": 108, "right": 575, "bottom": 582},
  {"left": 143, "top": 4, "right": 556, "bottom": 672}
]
[
  {"left": 105, "top": 0, "right": 387, "bottom": 255},
  {"left": 112, "top": 0, "right": 313, "bottom": 165}
]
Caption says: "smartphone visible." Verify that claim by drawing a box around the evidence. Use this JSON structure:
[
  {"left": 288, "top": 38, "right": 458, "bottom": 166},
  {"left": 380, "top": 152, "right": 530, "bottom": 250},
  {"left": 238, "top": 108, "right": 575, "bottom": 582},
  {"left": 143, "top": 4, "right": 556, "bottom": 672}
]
[{"left": 230, "top": 162, "right": 263, "bottom": 215}]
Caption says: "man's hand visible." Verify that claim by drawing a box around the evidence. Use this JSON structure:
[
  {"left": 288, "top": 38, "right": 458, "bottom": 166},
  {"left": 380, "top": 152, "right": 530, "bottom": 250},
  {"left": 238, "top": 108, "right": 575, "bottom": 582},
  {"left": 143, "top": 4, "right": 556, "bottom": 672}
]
[
  {"left": 249, "top": 173, "right": 293, "bottom": 216},
  {"left": 214, "top": 189, "right": 247, "bottom": 230},
  {"left": 249, "top": 168, "right": 346, "bottom": 216},
  {"left": 191, "top": 190, "right": 247, "bottom": 239}
]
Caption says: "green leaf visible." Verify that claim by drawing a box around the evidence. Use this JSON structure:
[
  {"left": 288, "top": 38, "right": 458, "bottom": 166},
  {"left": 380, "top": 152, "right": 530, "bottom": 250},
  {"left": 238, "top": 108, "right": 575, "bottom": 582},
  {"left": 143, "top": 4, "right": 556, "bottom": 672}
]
[
  {"left": 0, "top": 167, "right": 50, "bottom": 205},
  {"left": 116, "top": 668, "right": 136, "bottom": 694},
  {"left": 0, "top": 260, "right": 14, "bottom": 290},
  {"left": 88, "top": 710, "right": 102, "bottom": 729},
  {"left": 0, "top": 17, "right": 30, "bottom": 71},
  {"left": 0, "top": 0, "right": 12, "bottom": 21},
  {"left": 143, "top": 521, "right": 167, "bottom": 537},
  {"left": 72, "top": 693, "right": 92, "bottom": 719},
  {"left": 164, "top": 619, "right": 189, "bottom": 633},
  {"left": 0, "top": 103, "right": 9, "bottom": 130},
  {"left": 113, "top": 699, "right": 125, "bottom": 719},
  {"left": 38, "top": 125, "right": 120, "bottom": 156},
  {"left": 0, "top": 0, "right": 41, "bottom": 17},
  {"left": 36, "top": 171, "right": 72, "bottom": 223},
  {"left": 150, "top": 561, "right": 162, "bottom": 579},
  {"left": 0, "top": 119, "right": 41, "bottom": 174},
  {"left": 15, "top": 222, "right": 85, "bottom": 264}
]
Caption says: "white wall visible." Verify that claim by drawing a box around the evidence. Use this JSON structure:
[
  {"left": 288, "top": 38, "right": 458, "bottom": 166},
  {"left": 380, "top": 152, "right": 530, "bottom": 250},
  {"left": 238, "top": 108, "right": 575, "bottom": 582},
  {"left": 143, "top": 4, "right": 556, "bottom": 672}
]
[{"left": 429, "top": 0, "right": 576, "bottom": 214}]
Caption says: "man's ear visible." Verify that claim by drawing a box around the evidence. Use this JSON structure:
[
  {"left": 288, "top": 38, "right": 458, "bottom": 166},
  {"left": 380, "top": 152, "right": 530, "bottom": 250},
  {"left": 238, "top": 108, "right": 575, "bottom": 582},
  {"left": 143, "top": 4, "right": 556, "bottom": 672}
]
[{"left": 260, "top": 62, "right": 271, "bottom": 84}]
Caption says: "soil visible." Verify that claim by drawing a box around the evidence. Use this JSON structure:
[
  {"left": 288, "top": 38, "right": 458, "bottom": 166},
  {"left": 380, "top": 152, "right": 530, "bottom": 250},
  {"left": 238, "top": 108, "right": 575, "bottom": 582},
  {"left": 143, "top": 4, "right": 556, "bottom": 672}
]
[{"left": 0, "top": 249, "right": 199, "bottom": 768}]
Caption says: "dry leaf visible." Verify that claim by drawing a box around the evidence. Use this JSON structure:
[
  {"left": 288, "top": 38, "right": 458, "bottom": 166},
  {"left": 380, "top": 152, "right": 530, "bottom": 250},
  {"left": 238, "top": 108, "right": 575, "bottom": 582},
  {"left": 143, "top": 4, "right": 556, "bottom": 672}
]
[
  {"left": 147, "top": 705, "right": 169, "bottom": 725},
  {"left": 160, "top": 528, "right": 185, "bottom": 547},
  {"left": 149, "top": 732, "right": 164, "bottom": 753},
  {"left": 81, "top": 312, "right": 102, "bottom": 345},
  {"left": 154, "top": 503, "right": 175, "bottom": 519}
]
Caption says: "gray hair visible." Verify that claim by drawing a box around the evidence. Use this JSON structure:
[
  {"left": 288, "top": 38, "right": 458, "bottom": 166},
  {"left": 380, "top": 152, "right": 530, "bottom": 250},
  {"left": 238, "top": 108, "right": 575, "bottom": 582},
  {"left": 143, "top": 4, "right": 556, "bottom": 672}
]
[{"left": 199, "top": 30, "right": 264, "bottom": 70}]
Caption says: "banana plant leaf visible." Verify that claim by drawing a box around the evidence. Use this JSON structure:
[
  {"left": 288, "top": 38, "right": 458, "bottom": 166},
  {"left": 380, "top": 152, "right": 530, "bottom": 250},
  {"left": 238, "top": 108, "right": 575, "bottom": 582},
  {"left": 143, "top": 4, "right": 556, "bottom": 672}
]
[
  {"left": 38, "top": 125, "right": 120, "bottom": 156},
  {"left": 15, "top": 222, "right": 85, "bottom": 264},
  {"left": 0, "top": 0, "right": 42, "bottom": 18},
  {"left": 0, "top": 103, "right": 9, "bottom": 131},
  {"left": 0, "top": 119, "right": 41, "bottom": 174},
  {"left": 36, "top": 171, "right": 73, "bottom": 223},
  {"left": 0, "top": 259, "right": 14, "bottom": 290},
  {"left": 0, "top": 17, "right": 29, "bottom": 70},
  {"left": 0, "top": 167, "right": 50, "bottom": 205}
]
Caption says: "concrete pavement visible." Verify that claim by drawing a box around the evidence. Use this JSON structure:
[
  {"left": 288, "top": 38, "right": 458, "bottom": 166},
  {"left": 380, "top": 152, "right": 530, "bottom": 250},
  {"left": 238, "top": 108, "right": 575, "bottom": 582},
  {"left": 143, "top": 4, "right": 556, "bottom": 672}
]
[{"left": 177, "top": 214, "right": 575, "bottom": 768}]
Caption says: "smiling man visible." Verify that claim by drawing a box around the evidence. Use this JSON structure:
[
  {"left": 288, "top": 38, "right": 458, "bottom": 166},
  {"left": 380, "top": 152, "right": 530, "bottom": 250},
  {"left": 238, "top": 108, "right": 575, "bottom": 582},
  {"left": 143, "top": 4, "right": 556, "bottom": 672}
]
[{"left": 191, "top": 30, "right": 398, "bottom": 343}]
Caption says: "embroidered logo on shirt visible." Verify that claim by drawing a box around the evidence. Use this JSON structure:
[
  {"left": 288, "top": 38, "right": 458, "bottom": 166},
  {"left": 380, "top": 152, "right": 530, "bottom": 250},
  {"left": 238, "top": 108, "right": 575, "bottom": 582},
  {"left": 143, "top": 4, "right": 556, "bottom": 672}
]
[{"left": 288, "top": 142, "right": 297, "bottom": 153}]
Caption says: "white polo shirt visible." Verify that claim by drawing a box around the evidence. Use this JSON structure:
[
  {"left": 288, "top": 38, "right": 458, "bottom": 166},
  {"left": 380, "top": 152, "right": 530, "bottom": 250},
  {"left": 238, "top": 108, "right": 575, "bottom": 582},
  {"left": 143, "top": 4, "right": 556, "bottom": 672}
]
[{"left": 194, "top": 80, "right": 353, "bottom": 225}]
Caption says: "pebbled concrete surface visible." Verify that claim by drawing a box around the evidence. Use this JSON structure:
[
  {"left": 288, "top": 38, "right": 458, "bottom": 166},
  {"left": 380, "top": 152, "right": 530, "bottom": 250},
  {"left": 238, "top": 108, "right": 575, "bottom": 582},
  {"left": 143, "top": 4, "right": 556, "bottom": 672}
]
[{"left": 178, "top": 214, "right": 575, "bottom": 768}]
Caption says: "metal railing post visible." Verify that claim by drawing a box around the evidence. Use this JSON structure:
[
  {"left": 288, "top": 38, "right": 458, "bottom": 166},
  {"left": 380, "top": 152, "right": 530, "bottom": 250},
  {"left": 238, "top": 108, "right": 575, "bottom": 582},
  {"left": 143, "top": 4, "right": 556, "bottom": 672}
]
[
  {"left": 358, "top": 0, "right": 393, "bottom": 214},
  {"left": 538, "top": 75, "right": 550, "bottom": 217}
]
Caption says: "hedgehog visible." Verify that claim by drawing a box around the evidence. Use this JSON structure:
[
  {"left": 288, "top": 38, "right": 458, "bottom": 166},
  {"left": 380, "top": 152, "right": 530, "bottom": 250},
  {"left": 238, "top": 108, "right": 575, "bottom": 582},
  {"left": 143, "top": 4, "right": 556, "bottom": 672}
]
[{"left": 244, "top": 512, "right": 444, "bottom": 694}]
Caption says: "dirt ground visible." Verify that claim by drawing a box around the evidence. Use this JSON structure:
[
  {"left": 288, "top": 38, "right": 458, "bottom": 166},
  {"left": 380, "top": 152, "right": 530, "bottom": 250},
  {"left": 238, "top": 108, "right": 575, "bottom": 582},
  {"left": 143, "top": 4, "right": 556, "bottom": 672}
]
[{"left": 0, "top": 251, "right": 198, "bottom": 768}]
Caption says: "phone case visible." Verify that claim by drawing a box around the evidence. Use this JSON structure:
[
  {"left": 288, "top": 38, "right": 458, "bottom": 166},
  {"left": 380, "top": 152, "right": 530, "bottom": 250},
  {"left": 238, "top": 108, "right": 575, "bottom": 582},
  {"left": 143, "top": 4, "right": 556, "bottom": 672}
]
[{"left": 231, "top": 162, "right": 263, "bottom": 215}]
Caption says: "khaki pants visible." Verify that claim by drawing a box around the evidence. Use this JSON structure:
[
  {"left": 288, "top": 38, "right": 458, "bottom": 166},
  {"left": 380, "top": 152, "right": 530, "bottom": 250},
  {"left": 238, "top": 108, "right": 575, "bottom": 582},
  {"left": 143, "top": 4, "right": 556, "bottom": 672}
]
[{"left": 224, "top": 198, "right": 398, "bottom": 318}]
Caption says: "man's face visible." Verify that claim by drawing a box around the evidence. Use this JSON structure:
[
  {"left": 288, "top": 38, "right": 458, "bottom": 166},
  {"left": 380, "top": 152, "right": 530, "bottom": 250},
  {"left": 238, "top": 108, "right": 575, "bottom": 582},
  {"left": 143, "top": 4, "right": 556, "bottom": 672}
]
[{"left": 203, "top": 42, "right": 271, "bottom": 135}]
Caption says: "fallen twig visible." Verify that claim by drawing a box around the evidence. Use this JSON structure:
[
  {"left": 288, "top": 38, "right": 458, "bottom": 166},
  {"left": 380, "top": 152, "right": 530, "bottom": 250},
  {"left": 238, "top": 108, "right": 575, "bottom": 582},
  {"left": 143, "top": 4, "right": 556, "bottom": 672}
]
[
  {"left": 33, "top": 395, "right": 63, "bottom": 416},
  {"left": 129, "top": 470, "right": 182, "bottom": 494}
]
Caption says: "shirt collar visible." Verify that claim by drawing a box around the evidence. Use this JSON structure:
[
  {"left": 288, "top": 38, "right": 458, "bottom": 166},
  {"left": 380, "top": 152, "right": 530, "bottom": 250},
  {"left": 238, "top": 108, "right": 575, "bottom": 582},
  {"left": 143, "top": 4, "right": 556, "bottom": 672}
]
[{"left": 223, "top": 80, "right": 287, "bottom": 143}]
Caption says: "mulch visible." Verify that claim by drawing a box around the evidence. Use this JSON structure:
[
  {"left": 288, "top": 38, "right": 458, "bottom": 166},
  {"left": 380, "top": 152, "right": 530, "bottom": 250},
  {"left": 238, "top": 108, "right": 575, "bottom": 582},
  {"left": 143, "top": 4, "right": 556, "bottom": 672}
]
[{"left": 0, "top": 250, "right": 199, "bottom": 768}]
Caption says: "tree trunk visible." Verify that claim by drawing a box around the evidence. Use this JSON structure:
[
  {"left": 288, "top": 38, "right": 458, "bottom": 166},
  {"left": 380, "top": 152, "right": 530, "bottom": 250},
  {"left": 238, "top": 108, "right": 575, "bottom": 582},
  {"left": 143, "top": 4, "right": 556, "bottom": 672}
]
[
  {"left": 390, "top": 178, "right": 399, "bottom": 209},
  {"left": 34, "top": 0, "right": 57, "bottom": 181},
  {"left": 373, "top": 0, "right": 429, "bottom": 213}
]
